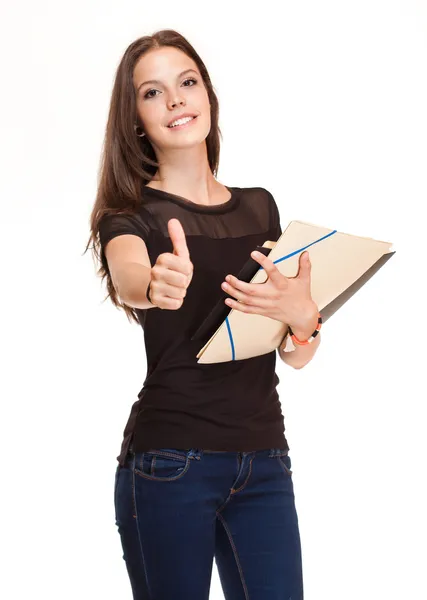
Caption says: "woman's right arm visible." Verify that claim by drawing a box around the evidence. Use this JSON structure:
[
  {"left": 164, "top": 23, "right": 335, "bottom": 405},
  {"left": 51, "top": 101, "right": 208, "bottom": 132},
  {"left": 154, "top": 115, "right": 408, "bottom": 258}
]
[
  {"left": 104, "top": 234, "right": 154, "bottom": 310},
  {"left": 104, "top": 219, "right": 193, "bottom": 311}
]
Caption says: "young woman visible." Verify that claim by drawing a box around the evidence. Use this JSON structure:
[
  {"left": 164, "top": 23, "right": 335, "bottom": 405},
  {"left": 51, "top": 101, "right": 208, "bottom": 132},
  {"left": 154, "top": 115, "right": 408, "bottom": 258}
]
[{"left": 87, "top": 29, "right": 321, "bottom": 600}]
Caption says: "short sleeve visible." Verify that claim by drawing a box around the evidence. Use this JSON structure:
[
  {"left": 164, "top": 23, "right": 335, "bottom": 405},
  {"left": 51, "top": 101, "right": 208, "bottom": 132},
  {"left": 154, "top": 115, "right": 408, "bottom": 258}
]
[
  {"left": 98, "top": 211, "right": 151, "bottom": 272},
  {"left": 263, "top": 189, "right": 282, "bottom": 240}
]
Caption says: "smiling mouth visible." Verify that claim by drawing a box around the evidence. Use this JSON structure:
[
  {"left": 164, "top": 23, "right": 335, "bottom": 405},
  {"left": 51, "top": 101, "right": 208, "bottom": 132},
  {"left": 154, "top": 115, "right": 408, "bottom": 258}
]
[{"left": 167, "top": 116, "right": 198, "bottom": 128}]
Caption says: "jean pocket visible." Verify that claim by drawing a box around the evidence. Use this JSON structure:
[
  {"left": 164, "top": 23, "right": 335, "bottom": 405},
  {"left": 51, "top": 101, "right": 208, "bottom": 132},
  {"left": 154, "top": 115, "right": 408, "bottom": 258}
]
[
  {"left": 278, "top": 453, "right": 293, "bottom": 477},
  {"left": 134, "top": 448, "right": 191, "bottom": 482}
]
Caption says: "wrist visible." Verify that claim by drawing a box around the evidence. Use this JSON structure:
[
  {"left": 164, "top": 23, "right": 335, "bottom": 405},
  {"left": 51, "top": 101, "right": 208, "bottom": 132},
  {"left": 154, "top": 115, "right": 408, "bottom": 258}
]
[{"left": 289, "top": 304, "right": 319, "bottom": 340}]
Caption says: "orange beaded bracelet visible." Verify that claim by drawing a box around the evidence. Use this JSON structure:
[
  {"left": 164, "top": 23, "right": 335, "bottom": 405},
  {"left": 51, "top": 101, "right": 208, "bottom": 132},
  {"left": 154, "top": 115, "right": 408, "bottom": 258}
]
[{"left": 288, "top": 312, "right": 322, "bottom": 346}]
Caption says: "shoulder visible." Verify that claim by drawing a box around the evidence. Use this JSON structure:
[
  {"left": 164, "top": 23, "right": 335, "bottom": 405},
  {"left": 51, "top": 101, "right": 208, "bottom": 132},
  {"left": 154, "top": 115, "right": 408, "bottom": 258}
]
[
  {"left": 98, "top": 206, "right": 152, "bottom": 246},
  {"left": 236, "top": 186, "right": 275, "bottom": 204},
  {"left": 238, "top": 186, "right": 272, "bottom": 196},
  {"left": 238, "top": 186, "right": 276, "bottom": 204},
  {"left": 238, "top": 186, "right": 278, "bottom": 212}
]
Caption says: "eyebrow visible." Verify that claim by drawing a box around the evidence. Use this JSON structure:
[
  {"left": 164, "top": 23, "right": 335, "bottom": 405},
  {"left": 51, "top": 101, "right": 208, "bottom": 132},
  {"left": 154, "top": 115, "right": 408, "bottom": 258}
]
[{"left": 137, "top": 69, "right": 198, "bottom": 93}]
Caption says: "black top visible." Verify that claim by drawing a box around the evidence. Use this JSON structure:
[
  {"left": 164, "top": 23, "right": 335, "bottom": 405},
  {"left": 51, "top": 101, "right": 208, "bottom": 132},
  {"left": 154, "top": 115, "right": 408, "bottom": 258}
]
[{"left": 98, "top": 185, "right": 289, "bottom": 466}]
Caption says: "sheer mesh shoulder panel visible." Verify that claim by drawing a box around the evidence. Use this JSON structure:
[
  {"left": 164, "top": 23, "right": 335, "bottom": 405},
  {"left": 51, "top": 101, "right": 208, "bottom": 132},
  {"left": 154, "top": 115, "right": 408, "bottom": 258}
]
[
  {"left": 138, "top": 187, "right": 279, "bottom": 240},
  {"left": 258, "top": 187, "right": 282, "bottom": 241}
]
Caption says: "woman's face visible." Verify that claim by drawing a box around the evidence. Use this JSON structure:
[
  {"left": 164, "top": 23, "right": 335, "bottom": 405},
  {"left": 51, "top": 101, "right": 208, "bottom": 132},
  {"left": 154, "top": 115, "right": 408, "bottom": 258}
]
[{"left": 133, "top": 46, "right": 211, "bottom": 152}]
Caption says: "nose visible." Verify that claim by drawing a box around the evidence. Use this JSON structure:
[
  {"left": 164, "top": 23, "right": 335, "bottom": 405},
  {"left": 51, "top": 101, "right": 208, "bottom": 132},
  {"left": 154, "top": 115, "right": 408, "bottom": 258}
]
[{"left": 168, "top": 95, "right": 185, "bottom": 110}]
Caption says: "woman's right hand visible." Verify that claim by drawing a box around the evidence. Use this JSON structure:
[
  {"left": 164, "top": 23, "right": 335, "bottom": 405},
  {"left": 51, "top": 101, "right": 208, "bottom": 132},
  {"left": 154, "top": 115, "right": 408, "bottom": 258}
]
[{"left": 148, "top": 219, "right": 194, "bottom": 310}]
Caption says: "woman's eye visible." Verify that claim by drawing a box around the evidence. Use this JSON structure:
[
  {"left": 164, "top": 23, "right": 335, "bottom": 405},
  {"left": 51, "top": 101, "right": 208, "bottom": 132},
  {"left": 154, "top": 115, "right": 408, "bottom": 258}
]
[
  {"left": 144, "top": 78, "right": 197, "bottom": 100},
  {"left": 144, "top": 89, "right": 159, "bottom": 100}
]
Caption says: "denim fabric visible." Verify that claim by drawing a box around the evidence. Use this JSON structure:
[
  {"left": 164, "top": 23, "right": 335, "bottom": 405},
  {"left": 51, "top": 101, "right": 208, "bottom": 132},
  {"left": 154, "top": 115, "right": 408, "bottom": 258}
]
[{"left": 114, "top": 447, "right": 303, "bottom": 599}]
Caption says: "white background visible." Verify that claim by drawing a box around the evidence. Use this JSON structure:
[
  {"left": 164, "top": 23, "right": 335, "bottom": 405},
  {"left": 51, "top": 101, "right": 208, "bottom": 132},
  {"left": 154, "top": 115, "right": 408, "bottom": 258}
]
[{"left": 1, "top": 1, "right": 426, "bottom": 598}]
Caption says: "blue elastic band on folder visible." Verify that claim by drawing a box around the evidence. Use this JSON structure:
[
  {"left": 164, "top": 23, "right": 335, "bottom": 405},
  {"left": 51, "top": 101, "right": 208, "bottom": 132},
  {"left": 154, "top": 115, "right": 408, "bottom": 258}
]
[
  {"left": 225, "top": 318, "right": 236, "bottom": 360},
  {"left": 225, "top": 229, "right": 337, "bottom": 360}
]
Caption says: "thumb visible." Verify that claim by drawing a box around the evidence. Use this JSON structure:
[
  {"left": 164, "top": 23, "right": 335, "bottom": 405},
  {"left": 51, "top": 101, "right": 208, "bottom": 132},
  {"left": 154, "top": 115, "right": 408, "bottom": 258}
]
[
  {"left": 168, "top": 218, "right": 190, "bottom": 259},
  {"left": 298, "top": 251, "right": 311, "bottom": 277}
]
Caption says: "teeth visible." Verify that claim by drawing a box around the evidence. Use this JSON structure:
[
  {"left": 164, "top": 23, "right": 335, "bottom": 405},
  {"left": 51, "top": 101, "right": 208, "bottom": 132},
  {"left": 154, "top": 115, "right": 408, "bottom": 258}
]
[{"left": 169, "top": 116, "right": 194, "bottom": 128}]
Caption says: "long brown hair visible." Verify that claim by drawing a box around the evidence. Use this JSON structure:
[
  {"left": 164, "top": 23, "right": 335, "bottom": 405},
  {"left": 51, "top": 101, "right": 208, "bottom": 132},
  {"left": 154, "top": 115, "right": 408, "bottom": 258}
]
[{"left": 84, "top": 29, "right": 222, "bottom": 324}]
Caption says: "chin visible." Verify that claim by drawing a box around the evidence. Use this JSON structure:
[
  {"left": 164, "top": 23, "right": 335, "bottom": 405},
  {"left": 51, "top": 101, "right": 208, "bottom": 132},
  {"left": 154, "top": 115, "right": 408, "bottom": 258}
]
[
  {"left": 165, "top": 136, "right": 207, "bottom": 150},
  {"left": 163, "top": 124, "right": 211, "bottom": 148}
]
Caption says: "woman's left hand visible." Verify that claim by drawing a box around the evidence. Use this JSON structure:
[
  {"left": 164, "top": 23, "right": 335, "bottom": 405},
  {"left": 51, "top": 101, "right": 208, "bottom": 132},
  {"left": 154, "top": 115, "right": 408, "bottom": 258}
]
[{"left": 221, "top": 250, "right": 318, "bottom": 331}]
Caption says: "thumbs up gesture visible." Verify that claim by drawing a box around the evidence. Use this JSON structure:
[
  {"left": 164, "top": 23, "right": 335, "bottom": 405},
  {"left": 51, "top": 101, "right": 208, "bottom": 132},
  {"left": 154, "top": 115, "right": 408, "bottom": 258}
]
[{"left": 148, "top": 219, "right": 194, "bottom": 310}]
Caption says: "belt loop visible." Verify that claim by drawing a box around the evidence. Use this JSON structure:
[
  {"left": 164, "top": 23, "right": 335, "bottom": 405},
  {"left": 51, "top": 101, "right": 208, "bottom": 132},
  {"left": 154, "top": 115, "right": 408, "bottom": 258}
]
[{"left": 188, "top": 448, "right": 202, "bottom": 461}]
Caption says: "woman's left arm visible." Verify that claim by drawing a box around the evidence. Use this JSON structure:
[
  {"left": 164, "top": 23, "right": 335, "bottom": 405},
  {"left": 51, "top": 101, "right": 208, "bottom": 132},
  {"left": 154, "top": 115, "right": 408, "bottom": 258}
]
[{"left": 277, "top": 306, "right": 321, "bottom": 369}]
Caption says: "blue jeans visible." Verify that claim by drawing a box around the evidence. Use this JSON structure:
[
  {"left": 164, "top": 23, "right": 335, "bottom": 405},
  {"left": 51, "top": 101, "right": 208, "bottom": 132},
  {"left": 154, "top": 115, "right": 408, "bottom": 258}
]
[{"left": 114, "top": 447, "right": 304, "bottom": 599}]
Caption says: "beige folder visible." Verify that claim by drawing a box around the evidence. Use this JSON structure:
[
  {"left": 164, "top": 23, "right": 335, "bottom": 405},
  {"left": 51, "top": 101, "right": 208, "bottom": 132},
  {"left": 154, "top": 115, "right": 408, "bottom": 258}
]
[{"left": 196, "top": 220, "right": 395, "bottom": 364}]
